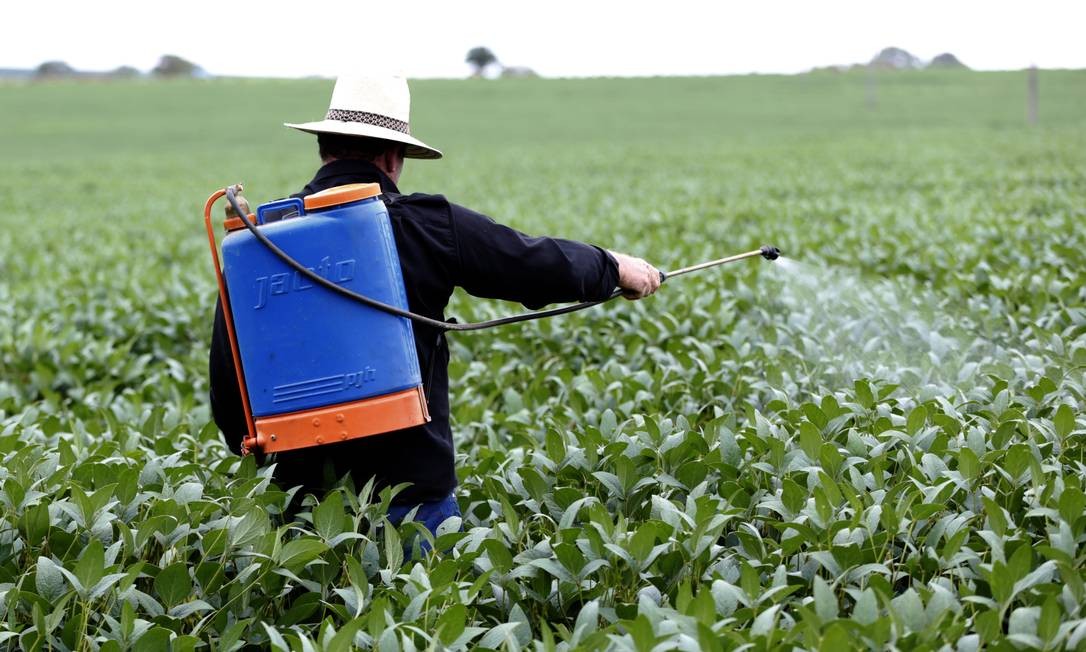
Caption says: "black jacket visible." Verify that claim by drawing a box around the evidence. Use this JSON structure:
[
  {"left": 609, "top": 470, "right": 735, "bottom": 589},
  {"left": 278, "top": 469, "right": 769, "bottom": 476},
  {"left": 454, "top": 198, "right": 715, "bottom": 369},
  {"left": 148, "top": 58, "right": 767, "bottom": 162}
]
[{"left": 209, "top": 159, "right": 619, "bottom": 504}]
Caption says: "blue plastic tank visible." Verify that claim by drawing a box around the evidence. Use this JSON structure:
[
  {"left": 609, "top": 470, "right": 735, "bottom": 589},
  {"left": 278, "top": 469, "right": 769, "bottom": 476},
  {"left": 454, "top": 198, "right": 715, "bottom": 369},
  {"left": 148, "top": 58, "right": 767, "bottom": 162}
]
[{"left": 221, "top": 183, "right": 421, "bottom": 417}]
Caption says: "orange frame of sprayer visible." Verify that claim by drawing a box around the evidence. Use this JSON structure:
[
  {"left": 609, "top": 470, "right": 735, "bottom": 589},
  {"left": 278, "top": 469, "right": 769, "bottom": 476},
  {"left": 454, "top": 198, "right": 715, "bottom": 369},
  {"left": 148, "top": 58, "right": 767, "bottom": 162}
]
[
  {"left": 204, "top": 187, "right": 430, "bottom": 456},
  {"left": 204, "top": 187, "right": 259, "bottom": 454}
]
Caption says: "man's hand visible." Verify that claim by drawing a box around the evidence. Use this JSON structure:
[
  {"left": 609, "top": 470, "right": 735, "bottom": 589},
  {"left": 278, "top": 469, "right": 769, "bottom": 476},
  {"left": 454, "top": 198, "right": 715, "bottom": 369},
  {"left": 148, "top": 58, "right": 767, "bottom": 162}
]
[{"left": 610, "top": 251, "right": 662, "bottom": 300}]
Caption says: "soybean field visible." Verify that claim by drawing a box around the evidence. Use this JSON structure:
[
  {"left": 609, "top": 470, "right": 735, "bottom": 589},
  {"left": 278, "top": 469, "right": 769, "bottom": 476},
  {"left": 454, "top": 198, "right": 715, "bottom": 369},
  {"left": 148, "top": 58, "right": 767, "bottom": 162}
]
[{"left": 1, "top": 70, "right": 1086, "bottom": 650}]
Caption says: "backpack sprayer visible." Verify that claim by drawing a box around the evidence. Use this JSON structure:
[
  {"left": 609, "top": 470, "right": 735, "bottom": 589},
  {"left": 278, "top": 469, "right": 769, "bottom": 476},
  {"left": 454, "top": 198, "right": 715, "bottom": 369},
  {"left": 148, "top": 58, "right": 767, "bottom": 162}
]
[{"left": 204, "top": 184, "right": 781, "bottom": 456}]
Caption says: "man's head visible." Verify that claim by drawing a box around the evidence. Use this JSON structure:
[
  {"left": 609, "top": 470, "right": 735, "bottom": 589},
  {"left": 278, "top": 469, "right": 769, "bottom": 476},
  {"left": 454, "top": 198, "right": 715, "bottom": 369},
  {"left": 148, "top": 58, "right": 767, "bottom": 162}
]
[{"left": 318, "top": 133, "right": 407, "bottom": 183}]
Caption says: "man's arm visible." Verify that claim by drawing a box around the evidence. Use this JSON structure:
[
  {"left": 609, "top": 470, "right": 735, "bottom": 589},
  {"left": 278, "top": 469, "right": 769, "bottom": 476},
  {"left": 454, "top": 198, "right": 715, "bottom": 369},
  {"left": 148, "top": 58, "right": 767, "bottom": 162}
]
[{"left": 448, "top": 203, "right": 659, "bottom": 308}]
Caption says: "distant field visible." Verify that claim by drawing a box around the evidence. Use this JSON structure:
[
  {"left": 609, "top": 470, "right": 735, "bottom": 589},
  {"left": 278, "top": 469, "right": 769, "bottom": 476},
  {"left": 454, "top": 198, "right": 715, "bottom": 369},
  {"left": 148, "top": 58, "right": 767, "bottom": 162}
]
[{"left": 0, "top": 71, "right": 1084, "bottom": 649}]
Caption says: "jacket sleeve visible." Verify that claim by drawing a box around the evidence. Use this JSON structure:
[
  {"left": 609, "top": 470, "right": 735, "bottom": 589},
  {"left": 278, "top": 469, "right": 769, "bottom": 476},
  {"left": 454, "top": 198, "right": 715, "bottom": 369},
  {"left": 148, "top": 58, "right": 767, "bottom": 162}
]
[
  {"left": 448, "top": 203, "right": 620, "bottom": 309},
  {"left": 209, "top": 297, "right": 247, "bottom": 455}
]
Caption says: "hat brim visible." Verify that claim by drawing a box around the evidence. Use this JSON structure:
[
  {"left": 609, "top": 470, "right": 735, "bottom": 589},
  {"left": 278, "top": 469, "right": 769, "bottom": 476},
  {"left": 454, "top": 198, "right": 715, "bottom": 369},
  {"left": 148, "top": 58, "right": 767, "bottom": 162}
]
[{"left": 284, "top": 120, "right": 443, "bottom": 160}]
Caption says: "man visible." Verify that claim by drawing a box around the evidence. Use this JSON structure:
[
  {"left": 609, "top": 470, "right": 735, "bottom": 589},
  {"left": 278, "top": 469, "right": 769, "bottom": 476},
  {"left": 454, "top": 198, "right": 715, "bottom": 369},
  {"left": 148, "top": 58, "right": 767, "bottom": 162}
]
[{"left": 209, "top": 76, "right": 660, "bottom": 535}]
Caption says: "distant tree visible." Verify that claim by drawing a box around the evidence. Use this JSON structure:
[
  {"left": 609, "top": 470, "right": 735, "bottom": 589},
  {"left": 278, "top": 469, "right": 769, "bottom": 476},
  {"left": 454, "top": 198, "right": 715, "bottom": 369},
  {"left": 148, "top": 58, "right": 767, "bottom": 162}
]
[
  {"left": 152, "top": 55, "right": 205, "bottom": 78},
  {"left": 928, "top": 53, "right": 969, "bottom": 70},
  {"left": 108, "top": 65, "right": 142, "bottom": 78},
  {"left": 869, "top": 47, "right": 922, "bottom": 70},
  {"left": 500, "top": 66, "right": 539, "bottom": 79},
  {"left": 807, "top": 65, "right": 848, "bottom": 74},
  {"left": 465, "top": 47, "right": 498, "bottom": 77},
  {"left": 35, "top": 61, "right": 76, "bottom": 78}
]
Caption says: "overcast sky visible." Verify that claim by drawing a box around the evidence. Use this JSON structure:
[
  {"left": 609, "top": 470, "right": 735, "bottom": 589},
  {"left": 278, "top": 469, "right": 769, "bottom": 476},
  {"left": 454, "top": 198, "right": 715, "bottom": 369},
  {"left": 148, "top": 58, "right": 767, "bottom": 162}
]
[{"left": 4, "top": 0, "right": 1083, "bottom": 77}]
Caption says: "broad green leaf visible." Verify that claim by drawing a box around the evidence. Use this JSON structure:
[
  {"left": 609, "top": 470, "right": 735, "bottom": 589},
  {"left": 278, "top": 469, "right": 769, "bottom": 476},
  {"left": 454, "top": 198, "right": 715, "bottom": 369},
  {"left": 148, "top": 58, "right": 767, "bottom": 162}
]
[
  {"left": 74, "top": 538, "right": 105, "bottom": 591},
  {"left": 718, "top": 426, "right": 742, "bottom": 466},
  {"left": 958, "top": 447, "right": 980, "bottom": 481},
  {"left": 781, "top": 477, "right": 806, "bottom": 514},
  {"left": 167, "top": 600, "right": 213, "bottom": 619},
  {"left": 819, "top": 623, "right": 851, "bottom": 652},
  {"left": 1003, "top": 444, "right": 1032, "bottom": 480},
  {"left": 573, "top": 600, "right": 600, "bottom": 640},
  {"left": 982, "top": 497, "right": 1008, "bottom": 537},
  {"left": 1038, "top": 596, "right": 1061, "bottom": 642},
  {"left": 277, "top": 538, "right": 329, "bottom": 572},
  {"left": 854, "top": 380, "right": 874, "bottom": 409},
  {"left": 153, "top": 563, "right": 191, "bottom": 609},
  {"left": 891, "top": 589, "right": 926, "bottom": 632},
  {"left": 750, "top": 605, "right": 781, "bottom": 637},
  {"left": 852, "top": 588, "right": 878, "bottom": 625},
  {"left": 802, "top": 403, "right": 828, "bottom": 429},
  {"left": 89, "top": 573, "right": 128, "bottom": 601},
  {"left": 327, "top": 616, "right": 366, "bottom": 652},
  {"left": 21, "top": 502, "right": 51, "bottom": 544},
  {"left": 483, "top": 539, "right": 514, "bottom": 573},
  {"left": 1059, "top": 487, "right": 1086, "bottom": 525},
  {"left": 313, "top": 491, "right": 345, "bottom": 540},
  {"left": 262, "top": 623, "right": 291, "bottom": 651},
  {"left": 436, "top": 603, "right": 467, "bottom": 645},
  {"left": 592, "top": 471, "right": 625, "bottom": 498},
  {"left": 530, "top": 557, "right": 575, "bottom": 583},
  {"left": 219, "top": 619, "right": 252, "bottom": 652},
  {"left": 1007, "top": 544, "right": 1032, "bottom": 585},
  {"left": 132, "top": 627, "right": 173, "bottom": 652},
  {"left": 907, "top": 404, "right": 927, "bottom": 435},
  {"left": 799, "top": 422, "right": 821, "bottom": 461},
  {"left": 813, "top": 576, "right": 838, "bottom": 621},
  {"left": 478, "top": 622, "right": 524, "bottom": 650},
  {"left": 1008, "top": 606, "right": 1039, "bottom": 637},
  {"left": 382, "top": 525, "right": 403, "bottom": 573},
  {"left": 1053, "top": 404, "right": 1075, "bottom": 439},
  {"left": 600, "top": 410, "right": 617, "bottom": 437}
]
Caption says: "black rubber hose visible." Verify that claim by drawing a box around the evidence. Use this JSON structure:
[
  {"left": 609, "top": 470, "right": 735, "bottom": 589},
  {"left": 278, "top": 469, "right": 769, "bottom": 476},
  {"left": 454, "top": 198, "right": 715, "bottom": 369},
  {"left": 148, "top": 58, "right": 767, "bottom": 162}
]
[{"left": 224, "top": 187, "right": 623, "bottom": 332}]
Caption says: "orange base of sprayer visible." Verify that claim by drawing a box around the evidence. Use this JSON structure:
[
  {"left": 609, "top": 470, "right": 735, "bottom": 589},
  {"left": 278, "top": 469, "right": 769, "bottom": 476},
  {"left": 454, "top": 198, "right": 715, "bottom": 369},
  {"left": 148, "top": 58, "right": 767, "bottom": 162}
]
[
  {"left": 208, "top": 187, "right": 431, "bottom": 457},
  {"left": 242, "top": 385, "right": 430, "bottom": 455}
]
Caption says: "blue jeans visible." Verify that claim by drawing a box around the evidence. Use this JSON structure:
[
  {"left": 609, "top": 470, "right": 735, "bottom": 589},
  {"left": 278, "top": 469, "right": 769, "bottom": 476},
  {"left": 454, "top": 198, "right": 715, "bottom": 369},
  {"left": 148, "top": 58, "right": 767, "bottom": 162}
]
[{"left": 386, "top": 493, "right": 461, "bottom": 551}]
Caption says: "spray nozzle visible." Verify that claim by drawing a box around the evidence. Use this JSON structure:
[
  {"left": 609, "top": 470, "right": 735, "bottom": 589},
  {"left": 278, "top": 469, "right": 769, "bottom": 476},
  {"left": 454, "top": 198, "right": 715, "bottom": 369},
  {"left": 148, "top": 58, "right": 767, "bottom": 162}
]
[{"left": 760, "top": 245, "right": 782, "bottom": 260}]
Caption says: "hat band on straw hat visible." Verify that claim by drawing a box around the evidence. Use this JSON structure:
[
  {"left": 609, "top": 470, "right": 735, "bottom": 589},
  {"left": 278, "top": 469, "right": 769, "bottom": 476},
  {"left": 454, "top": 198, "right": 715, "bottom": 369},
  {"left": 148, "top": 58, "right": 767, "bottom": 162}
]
[{"left": 325, "top": 109, "right": 411, "bottom": 135}]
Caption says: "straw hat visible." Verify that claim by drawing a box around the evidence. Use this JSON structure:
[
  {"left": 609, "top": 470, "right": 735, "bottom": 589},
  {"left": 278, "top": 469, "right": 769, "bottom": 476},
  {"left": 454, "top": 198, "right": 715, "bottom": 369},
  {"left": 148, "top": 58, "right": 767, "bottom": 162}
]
[{"left": 285, "top": 76, "right": 442, "bottom": 160}]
